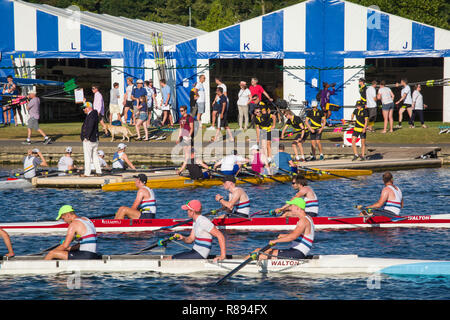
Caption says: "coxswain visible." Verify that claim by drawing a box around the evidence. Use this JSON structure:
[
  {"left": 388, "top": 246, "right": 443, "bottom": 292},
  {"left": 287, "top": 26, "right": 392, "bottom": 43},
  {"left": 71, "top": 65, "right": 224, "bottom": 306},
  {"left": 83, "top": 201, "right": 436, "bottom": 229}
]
[
  {"left": 91, "top": 150, "right": 109, "bottom": 170},
  {"left": 112, "top": 143, "right": 136, "bottom": 170},
  {"left": 281, "top": 110, "right": 306, "bottom": 161},
  {"left": 23, "top": 148, "right": 48, "bottom": 179},
  {"left": 364, "top": 172, "right": 403, "bottom": 216},
  {"left": 254, "top": 103, "right": 276, "bottom": 160},
  {"left": 171, "top": 200, "right": 226, "bottom": 262},
  {"left": 45, "top": 205, "right": 100, "bottom": 260},
  {"left": 176, "top": 148, "right": 210, "bottom": 180},
  {"left": 256, "top": 198, "right": 314, "bottom": 260},
  {"left": 275, "top": 175, "right": 319, "bottom": 217},
  {"left": 213, "top": 150, "right": 248, "bottom": 176},
  {"left": 57, "top": 146, "right": 77, "bottom": 175},
  {"left": 114, "top": 174, "right": 156, "bottom": 219},
  {"left": 215, "top": 175, "right": 250, "bottom": 218},
  {"left": 0, "top": 228, "right": 14, "bottom": 257},
  {"left": 304, "top": 101, "right": 326, "bottom": 161},
  {"left": 350, "top": 100, "right": 369, "bottom": 161}
]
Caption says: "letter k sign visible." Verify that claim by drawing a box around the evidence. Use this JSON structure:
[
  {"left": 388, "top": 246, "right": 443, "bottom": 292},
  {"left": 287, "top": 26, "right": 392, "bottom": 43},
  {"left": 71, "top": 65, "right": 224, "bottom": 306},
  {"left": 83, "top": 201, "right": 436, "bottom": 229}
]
[{"left": 243, "top": 43, "right": 250, "bottom": 51}]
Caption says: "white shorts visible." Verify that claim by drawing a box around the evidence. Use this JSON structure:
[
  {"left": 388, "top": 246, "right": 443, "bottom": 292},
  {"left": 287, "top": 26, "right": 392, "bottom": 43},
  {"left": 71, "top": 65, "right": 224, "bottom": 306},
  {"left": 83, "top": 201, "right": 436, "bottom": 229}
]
[
  {"left": 109, "top": 103, "right": 121, "bottom": 114},
  {"left": 161, "top": 104, "right": 171, "bottom": 111}
]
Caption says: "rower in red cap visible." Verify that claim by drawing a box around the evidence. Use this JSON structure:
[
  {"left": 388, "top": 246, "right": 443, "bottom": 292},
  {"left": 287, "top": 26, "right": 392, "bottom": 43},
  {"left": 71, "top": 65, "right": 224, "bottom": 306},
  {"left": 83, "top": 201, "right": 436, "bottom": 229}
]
[{"left": 171, "top": 200, "right": 226, "bottom": 262}]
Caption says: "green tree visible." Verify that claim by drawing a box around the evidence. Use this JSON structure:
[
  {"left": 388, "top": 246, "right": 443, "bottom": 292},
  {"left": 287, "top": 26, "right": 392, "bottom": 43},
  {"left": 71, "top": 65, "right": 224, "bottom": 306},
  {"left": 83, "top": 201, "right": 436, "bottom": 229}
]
[{"left": 197, "top": 0, "right": 236, "bottom": 31}]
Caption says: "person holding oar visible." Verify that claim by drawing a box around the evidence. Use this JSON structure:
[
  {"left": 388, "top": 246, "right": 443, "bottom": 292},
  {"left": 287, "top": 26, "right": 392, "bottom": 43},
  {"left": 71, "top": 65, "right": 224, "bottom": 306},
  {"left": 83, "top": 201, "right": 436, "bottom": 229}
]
[
  {"left": 45, "top": 205, "right": 101, "bottom": 260},
  {"left": 114, "top": 174, "right": 156, "bottom": 219},
  {"left": 170, "top": 200, "right": 226, "bottom": 262},
  {"left": 275, "top": 175, "right": 319, "bottom": 217},
  {"left": 215, "top": 175, "right": 251, "bottom": 218},
  {"left": 213, "top": 150, "right": 248, "bottom": 176},
  {"left": 281, "top": 110, "right": 307, "bottom": 162}
]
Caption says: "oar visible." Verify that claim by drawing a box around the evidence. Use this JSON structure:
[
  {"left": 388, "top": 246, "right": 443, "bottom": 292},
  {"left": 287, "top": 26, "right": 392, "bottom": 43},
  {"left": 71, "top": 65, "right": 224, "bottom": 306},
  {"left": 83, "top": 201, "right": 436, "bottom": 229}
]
[
  {"left": 297, "top": 166, "right": 359, "bottom": 181},
  {"left": 277, "top": 167, "right": 314, "bottom": 182},
  {"left": 127, "top": 234, "right": 181, "bottom": 255},
  {"left": 155, "top": 208, "right": 222, "bottom": 232},
  {"left": 215, "top": 243, "right": 274, "bottom": 286},
  {"left": 208, "top": 168, "right": 260, "bottom": 187},
  {"left": 242, "top": 165, "right": 287, "bottom": 185},
  {"left": 355, "top": 205, "right": 406, "bottom": 222},
  {"left": 27, "top": 235, "right": 81, "bottom": 256}
]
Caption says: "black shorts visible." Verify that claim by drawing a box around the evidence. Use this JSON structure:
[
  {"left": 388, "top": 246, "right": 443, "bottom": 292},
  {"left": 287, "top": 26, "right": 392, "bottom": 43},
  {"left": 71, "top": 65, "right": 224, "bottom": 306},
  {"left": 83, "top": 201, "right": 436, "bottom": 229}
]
[
  {"left": 309, "top": 131, "right": 322, "bottom": 141},
  {"left": 68, "top": 250, "right": 102, "bottom": 260},
  {"left": 352, "top": 130, "right": 366, "bottom": 139},
  {"left": 172, "top": 249, "right": 204, "bottom": 259},
  {"left": 293, "top": 131, "right": 307, "bottom": 143},
  {"left": 139, "top": 212, "right": 155, "bottom": 219},
  {"left": 219, "top": 116, "right": 229, "bottom": 128},
  {"left": 277, "top": 248, "right": 307, "bottom": 259},
  {"left": 213, "top": 105, "right": 222, "bottom": 112},
  {"left": 306, "top": 212, "right": 317, "bottom": 217},
  {"left": 125, "top": 100, "right": 133, "bottom": 108}
]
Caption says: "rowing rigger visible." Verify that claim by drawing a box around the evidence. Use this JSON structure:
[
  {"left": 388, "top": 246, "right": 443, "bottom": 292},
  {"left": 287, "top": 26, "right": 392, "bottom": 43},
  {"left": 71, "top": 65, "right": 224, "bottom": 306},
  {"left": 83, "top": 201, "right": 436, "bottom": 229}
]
[{"left": 1, "top": 214, "right": 449, "bottom": 235}]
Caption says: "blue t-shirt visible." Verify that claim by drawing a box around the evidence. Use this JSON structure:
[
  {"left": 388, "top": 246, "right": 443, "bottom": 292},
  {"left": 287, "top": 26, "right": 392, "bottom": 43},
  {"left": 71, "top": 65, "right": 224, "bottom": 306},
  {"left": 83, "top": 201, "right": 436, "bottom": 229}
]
[
  {"left": 274, "top": 152, "right": 292, "bottom": 172},
  {"left": 161, "top": 85, "right": 172, "bottom": 105},
  {"left": 214, "top": 95, "right": 228, "bottom": 112},
  {"left": 131, "top": 87, "right": 147, "bottom": 106}
]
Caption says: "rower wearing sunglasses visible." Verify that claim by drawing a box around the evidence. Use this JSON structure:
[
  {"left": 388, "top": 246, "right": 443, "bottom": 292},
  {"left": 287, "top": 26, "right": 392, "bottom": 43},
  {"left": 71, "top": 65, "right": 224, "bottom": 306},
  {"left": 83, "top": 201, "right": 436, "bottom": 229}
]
[{"left": 253, "top": 96, "right": 276, "bottom": 161}]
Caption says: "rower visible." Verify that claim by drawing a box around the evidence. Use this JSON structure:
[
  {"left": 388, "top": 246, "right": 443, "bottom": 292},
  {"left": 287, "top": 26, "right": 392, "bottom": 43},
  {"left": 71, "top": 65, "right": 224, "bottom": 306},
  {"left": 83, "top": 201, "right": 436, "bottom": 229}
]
[
  {"left": 57, "top": 146, "right": 76, "bottom": 175},
  {"left": 365, "top": 171, "right": 403, "bottom": 216},
  {"left": 213, "top": 150, "right": 248, "bottom": 176},
  {"left": 91, "top": 150, "right": 109, "bottom": 171},
  {"left": 23, "top": 149, "right": 48, "bottom": 179},
  {"left": 273, "top": 144, "right": 296, "bottom": 175},
  {"left": 275, "top": 175, "right": 318, "bottom": 217},
  {"left": 112, "top": 143, "right": 136, "bottom": 171},
  {"left": 257, "top": 198, "right": 314, "bottom": 260},
  {"left": 45, "top": 205, "right": 101, "bottom": 260},
  {"left": 281, "top": 110, "right": 307, "bottom": 161},
  {"left": 0, "top": 228, "right": 14, "bottom": 257},
  {"left": 171, "top": 200, "right": 226, "bottom": 262},
  {"left": 304, "top": 100, "right": 326, "bottom": 161},
  {"left": 249, "top": 144, "right": 270, "bottom": 175},
  {"left": 254, "top": 103, "right": 276, "bottom": 160},
  {"left": 176, "top": 148, "right": 210, "bottom": 180},
  {"left": 114, "top": 174, "right": 156, "bottom": 219},
  {"left": 215, "top": 175, "right": 250, "bottom": 218}
]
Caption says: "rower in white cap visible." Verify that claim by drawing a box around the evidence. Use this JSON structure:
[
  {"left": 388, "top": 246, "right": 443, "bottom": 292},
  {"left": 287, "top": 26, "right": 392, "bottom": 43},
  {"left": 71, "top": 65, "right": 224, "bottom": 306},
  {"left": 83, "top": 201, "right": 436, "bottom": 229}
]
[
  {"left": 112, "top": 143, "right": 136, "bottom": 170},
  {"left": 57, "top": 146, "right": 77, "bottom": 175},
  {"left": 23, "top": 149, "right": 48, "bottom": 179}
]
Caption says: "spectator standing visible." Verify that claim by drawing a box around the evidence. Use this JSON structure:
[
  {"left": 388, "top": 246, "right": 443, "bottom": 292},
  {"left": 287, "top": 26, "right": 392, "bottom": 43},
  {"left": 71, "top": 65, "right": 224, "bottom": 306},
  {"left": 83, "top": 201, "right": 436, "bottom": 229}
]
[
  {"left": 92, "top": 85, "right": 108, "bottom": 137},
  {"left": 411, "top": 84, "right": 427, "bottom": 128},
  {"left": 24, "top": 91, "right": 51, "bottom": 145},
  {"left": 377, "top": 80, "right": 395, "bottom": 134},
  {"left": 135, "top": 96, "right": 149, "bottom": 141},
  {"left": 395, "top": 78, "right": 413, "bottom": 128},
  {"left": 123, "top": 77, "right": 134, "bottom": 125},
  {"left": 109, "top": 82, "right": 122, "bottom": 124},
  {"left": 213, "top": 87, "right": 234, "bottom": 142},
  {"left": 2, "top": 75, "right": 18, "bottom": 126},
  {"left": 80, "top": 102, "right": 101, "bottom": 177},
  {"left": 190, "top": 82, "right": 198, "bottom": 118},
  {"left": 131, "top": 79, "right": 147, "bottom": 128},
  {"left": 145, "top": 80, "right": 157, "bottom": 127},
  {"left": 177, "top": 105, "right": 195, "bottom": 161},
  {"left": 319, "top": 82, "right": 336, "bottom": 123},
  {"left": 195, "top": 75, "right": 206, "bottom": 122},
  {"left": 237, "top": 81, "right": 251, "bottom": 131},
  {"left": 160, "top": 79, "right": 174, "bottom": 127},
  {"left": 366, "top": 80, "right": 378, "bottom": 132}
]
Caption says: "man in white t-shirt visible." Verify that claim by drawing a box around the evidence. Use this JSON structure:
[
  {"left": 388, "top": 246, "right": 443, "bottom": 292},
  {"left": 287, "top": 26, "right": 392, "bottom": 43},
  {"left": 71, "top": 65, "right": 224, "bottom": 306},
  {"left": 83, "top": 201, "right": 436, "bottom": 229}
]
[
  {"left": 194, "top": 75, "right": 206, "bottom": 122},
  {"left": 210, "top": 77, "right": 228, "bottom": 130},
  {"left": 366, "top": 80, "right": 378, "bottom": 132},
  {"left": 411, "top": 84, "right": 427, "bottom": 128},
  {"left": 58, "top": 146, "right": 76, "bottom": 175},
  {"left": 395, "top": 78, "right": 413, "bottom": 129},
  {"left": 377, "top": 80, "right": 395, "bottom": 133},
  {"left": 91, "top": 150, "right": 109, "bottom": 171},
  {"left": 123, "top": 77, "right": 134, "bottom": 125},
  {"left": 213, "top": 150, "right": 249, "bottom": 176}
]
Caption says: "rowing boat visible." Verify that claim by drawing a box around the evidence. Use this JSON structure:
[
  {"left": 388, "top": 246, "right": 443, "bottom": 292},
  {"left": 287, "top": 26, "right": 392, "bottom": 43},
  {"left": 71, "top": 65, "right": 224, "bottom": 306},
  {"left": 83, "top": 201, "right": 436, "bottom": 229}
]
[
  {"left": 102, "top": 169, "right": 373, "bottom": 192},
  {"left": 1, "top": 254, "right": 449, "bottom": 276},
  {"left": 0, "top": 178, "right": 32, "bottom": 190},
  {"left": 2, "top": 214, "right": 449, "bottom": 235}
]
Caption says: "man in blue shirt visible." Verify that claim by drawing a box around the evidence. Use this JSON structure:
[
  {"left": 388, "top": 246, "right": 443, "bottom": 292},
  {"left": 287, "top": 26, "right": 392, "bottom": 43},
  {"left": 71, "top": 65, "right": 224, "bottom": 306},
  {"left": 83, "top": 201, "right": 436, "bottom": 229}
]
[
  {"left": 160, "top": 79, "right": 173, "bottom": 127},
  {"left": 131, "top": 79, "right": 147, "bottom": 126},
  {"left": 273, "top": 144, "right": 296, "bottom": 174}
]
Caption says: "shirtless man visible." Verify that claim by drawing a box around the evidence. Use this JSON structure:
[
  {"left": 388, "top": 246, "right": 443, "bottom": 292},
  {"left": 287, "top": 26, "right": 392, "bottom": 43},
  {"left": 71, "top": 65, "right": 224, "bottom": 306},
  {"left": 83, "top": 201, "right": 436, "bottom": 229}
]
[
  {"left": 114, "top": 174, "right": 157, "bottom": 219},
  {"left": 215, "top": 175, "right": 250, "bottom": 218},
  {"left": 364, "top": 171, "right": 403, "bottom": 216},
  {"left": 275, "top": 175, "right": 319, "bottom": 217},
  {"left": 45, "top": 205, "right": 100, "bottom": 260}
]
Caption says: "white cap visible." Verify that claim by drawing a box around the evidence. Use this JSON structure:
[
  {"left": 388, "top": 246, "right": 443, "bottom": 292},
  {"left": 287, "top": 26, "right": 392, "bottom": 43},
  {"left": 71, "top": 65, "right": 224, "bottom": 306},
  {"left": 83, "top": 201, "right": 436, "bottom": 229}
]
[
  {"left": 250, "top": 144, "right": 259, "bottom": 151},
  {"left": 98, "top": 150, "right": 105, "bottom": 156},
  {"left": 118, "top": 143, "right": 127, "bottom": 150},
  {"left": 311, "top": 100, "right": 318, "bottom": 107},
  {"left": 65, "top": 146, "right": 72, "bottom": 153},
  {"left": 32, "top": 148, "right": 40, "bottom": 153},
  {"left": 136, "top": 79, "right": 144, "bottom": 84}
]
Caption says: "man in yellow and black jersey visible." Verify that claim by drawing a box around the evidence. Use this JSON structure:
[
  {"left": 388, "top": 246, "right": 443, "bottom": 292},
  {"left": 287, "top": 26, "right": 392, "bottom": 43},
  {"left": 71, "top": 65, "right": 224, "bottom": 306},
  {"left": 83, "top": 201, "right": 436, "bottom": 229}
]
[
  {"left": 351, "top": 100, "right": 369, "bottom": 161},
  {"left": 358, "top": 78, "right": 367, "bottom": 107},
  {"left": 249, "top": 95, "right": 269, "bottom": 128},
  {"left": 305, "top": 101, "right": 326, "bottom": 161},
  {"left": 254, "top": 104, "right": 276, "bottom": 160},
  {"left": 281, "top": 110, "right": 306, "bottom": 162}
]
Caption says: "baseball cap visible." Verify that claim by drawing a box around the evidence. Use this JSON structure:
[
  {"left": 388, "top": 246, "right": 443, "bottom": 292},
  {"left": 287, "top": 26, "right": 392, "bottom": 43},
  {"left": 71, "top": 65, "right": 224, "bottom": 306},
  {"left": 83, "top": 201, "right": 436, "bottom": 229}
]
[
  {"left": 118, "top": 143, "right": 127, "bottom": 150},
  {"left": 286, "top": 198, "right": 306, "bottom": 210},
  {"left": 65, "top": 146, "right": 72, "bottom": 153},
  {"left": 133, "top": 173, "right": 147, "bottom": 184},
  {"left": 181, "top": 200, "right": 202, "bottom": 212},
  {"left": 56, "top": 205, "right": 74, "bottom": 220},
  {"left": 82, "top": 102, "right": 92, "bottom": 109},
  {"left": 222, "top": 175, "right": 236, "bottom": 183},
  {"left": 98, "top": 150, "right": 105, "bottom": 156},
  {"left": 250, "top": 144, "right": 259, "bottom": 151},
  {"left": 32, "top": 148, "right": 40, "bottom": 153},
  {"left": 136, "top": 79, "right": 144, "bottom": 84}
]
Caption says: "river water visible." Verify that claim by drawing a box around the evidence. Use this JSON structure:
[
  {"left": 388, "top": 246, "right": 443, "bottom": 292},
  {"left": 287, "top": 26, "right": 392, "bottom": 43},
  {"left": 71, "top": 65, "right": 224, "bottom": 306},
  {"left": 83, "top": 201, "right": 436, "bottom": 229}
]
[{"left": 0, "top": 167, "right": 449, "bottom": 300}]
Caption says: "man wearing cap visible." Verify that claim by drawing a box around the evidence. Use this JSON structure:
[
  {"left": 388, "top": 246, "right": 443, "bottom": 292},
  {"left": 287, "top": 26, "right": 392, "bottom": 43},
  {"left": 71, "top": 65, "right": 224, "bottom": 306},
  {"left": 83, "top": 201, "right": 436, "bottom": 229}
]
[
  {"left": 114, "top": 174, "right": 156, "bottom": 219},
  {"left": 45, "top": 205, "right": 100, "bottom": 260},
  {"left": 92, "top": 85, "right": 108, "bottom": 137},
  {"left": 57, "top": 146, "right": 77, "bottom": 175},
  {"left": 24, "top": 91, "right": 51, "bottom": 145},
  {"left": 131, "top": 79, "right": 147, "bottom": 127},
  {"left": 112, "top": 143, "right": 136, "bottom": 170},
  {"left": 23, "top": 149, "right": 48, "bottom": 179},
  {"left": 351, "top": 100, "right": 369, "bottom": 161},
  {"left": 256, "top": 197, "right": 315, "bottom": 260},
  {"left": 215, "top": 176, "right": 251, "bottom": 218},
  {"left": 305, "top": 100, "right": 325, "bottom": 161},
  {"left": 275, "top": 175, "right": 319, "bottom": 217},
  {"left": 80, "top": 101, "right": 102, "bottom": 177},
  {"left": 171, "top": 200, "right": 226, "bottom": 262},
  {"left": 92, "top": 150, "right": 109, "bottom": 170}
]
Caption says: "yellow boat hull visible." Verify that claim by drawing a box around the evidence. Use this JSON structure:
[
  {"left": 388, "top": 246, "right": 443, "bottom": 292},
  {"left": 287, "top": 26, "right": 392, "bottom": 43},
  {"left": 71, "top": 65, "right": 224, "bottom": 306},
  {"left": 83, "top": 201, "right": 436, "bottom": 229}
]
[{"left": 102, "top": 169, "right": 372, "bottom": 192}]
